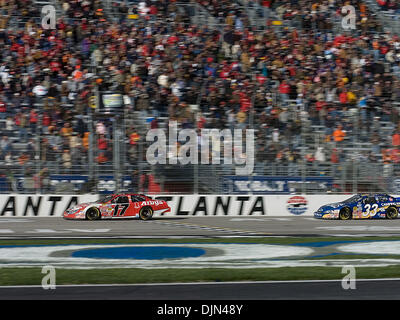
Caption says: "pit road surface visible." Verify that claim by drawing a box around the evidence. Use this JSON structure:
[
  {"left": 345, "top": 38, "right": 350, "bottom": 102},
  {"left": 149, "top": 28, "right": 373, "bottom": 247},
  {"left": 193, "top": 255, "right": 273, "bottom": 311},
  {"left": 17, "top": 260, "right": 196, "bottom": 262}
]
[{"left": 1, "top": 216, "right": 400, "bottom": 238}]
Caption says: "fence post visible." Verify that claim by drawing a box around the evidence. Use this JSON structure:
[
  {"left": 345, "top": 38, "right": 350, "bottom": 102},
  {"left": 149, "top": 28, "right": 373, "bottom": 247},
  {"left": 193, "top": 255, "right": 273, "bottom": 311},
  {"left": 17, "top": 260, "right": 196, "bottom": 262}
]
[{"left": 88, "top": 111, "right": 95, "bottom": 194}]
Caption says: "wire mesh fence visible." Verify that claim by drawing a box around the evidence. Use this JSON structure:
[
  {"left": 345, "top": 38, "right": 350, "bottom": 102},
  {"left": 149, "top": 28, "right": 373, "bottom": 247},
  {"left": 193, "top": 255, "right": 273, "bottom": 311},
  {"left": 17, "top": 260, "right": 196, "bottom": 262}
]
[{"left": 1, "top": 99, "right": 400, "bottom": 195}]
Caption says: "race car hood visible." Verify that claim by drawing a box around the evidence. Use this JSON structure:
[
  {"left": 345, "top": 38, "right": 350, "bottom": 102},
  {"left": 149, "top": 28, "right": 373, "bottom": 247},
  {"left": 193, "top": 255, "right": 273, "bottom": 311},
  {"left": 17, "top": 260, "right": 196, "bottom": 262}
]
[
  {"left": 319, "top": 202, "right": 344, "bottom": 210},
  {"left": 314, "top": 202, "right": 347, "bottom": 215},
  {"left": 68, "top": 201, "right": 99, "bottom": 211}
]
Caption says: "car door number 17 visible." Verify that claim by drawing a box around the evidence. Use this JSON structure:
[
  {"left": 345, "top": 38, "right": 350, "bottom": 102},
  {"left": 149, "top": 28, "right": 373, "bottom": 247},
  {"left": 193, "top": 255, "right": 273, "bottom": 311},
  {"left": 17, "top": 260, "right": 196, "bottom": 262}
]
[{"left": 113, "top": 204, "right": 129, "bottom": 216}]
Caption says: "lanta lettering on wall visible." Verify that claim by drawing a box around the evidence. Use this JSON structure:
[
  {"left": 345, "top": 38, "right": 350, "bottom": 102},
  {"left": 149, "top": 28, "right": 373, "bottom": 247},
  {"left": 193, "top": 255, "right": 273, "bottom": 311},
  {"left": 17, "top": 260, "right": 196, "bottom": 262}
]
[
  {"left": 155, "top": 196, "right": 266, "bottom": 216},
  {"left": 0, "top": 195, "right": 97, "bottom": 216}
]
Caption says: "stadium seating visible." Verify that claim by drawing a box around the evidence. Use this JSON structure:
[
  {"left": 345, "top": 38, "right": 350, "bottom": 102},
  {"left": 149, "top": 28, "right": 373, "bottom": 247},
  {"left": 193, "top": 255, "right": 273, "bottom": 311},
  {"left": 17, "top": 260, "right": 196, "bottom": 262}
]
[{"left": 1, "top": 0, "right": 400, "bottom": 194}]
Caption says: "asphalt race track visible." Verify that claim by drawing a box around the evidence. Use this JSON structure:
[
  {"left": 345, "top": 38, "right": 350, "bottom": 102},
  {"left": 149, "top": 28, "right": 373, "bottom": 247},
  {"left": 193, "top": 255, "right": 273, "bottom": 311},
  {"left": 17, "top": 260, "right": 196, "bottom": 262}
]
[
  {"left": 2, "top": 216, "right": 400, "bottom": 301},
  {"left": 1, "top": 216, "right": 400, "bottom": 238},
  {"left": 2, "top": 279, "right": 400, "bottom": 300}
]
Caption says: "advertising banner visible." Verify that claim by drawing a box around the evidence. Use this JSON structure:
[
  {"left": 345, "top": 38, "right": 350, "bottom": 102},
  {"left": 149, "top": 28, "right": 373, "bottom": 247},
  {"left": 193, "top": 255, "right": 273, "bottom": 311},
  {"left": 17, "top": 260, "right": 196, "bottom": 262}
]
[
  {"left": 0, "top": 194, "right": 353, "bottom": 217},
  {"left": 223, "top": 176, "right": 334, "bottom": 194},
  {"left": 2, "top": 175, "right": 133, "bottom": 194}
]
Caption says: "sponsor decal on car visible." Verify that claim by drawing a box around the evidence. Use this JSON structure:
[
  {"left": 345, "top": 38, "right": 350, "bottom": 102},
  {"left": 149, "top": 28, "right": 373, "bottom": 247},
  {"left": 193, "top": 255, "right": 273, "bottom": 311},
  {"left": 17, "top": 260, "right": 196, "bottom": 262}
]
[{"left": 141, "top": 200, "right": 163, "bottom": 206}]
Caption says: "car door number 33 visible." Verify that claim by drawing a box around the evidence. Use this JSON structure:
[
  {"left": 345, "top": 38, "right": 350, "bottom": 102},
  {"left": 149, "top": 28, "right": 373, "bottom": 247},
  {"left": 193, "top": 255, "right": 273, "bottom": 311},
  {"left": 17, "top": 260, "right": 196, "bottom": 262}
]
[{"left": 363, "top": 204, "right": 378, "bottom": 217}]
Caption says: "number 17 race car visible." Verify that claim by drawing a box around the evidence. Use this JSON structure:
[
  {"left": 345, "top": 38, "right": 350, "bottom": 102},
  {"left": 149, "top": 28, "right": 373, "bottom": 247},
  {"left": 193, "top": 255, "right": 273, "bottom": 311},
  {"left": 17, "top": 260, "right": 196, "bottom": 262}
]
[
  {"left": 314, "top": 193, "right": 400, "bottom": 220},
  {"left": 63, "top": 194, "right": 171, "bottom": 220}
]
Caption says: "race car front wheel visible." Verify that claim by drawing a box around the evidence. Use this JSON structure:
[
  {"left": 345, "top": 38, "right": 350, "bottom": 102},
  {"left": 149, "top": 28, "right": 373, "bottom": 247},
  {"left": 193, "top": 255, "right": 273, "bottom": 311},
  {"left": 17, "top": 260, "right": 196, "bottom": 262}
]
[
  {"left": 386, "top": 207, "right": 398, "bottom": 219},
  {"left": 86, "top": 208, "right": 101, "bottom": 221},
  {"left": 139, "top": 207, "right": 153, "bottom": 221},
  {"left": 339, "top": 207, "right": 352, "bottom": 220}
]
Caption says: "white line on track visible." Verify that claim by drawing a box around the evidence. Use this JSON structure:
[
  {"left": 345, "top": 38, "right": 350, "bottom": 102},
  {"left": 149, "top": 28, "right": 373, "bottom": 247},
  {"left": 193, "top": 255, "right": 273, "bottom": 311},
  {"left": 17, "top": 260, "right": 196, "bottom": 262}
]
[
  {"left": 0, "top": 229, "right": 14, "bottom": 233},
  {"left": 2, "top": 278, "right": 400, "bottom": 289}
]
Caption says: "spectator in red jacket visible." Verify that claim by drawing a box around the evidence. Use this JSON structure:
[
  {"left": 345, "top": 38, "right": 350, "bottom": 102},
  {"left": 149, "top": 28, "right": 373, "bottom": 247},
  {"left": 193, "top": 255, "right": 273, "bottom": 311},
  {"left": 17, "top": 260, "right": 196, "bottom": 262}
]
[
  {"left": 0, "top": 100, "right": 6, "bottom": 119},
  {"left": 279, "top": 80, "right": 290, "bottom": 105},
  {"left": 97, "top": 134, "right": 108, "bottom": 151}
]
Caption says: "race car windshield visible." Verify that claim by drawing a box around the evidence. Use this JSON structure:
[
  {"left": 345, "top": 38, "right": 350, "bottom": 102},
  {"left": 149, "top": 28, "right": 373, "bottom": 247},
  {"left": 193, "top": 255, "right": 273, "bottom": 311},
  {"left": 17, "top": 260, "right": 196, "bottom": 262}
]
[
  {"left": 97, "top": 195, "right": 114, "bottom": 203},
  {"left": 343, "top": 195, "right": 362, "bottom": 203}
]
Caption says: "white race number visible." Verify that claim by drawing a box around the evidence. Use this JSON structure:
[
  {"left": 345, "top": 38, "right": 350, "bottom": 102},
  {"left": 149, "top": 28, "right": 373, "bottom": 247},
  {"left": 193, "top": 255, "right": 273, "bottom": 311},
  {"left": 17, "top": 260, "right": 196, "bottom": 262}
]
[{"left": 363, "top": 203, "right": 378, "bottom": 217}]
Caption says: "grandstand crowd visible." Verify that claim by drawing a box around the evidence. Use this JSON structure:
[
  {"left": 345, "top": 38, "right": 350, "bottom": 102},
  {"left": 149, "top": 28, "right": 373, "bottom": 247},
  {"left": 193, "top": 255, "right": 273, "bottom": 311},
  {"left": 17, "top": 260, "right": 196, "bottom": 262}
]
[
  {"left": 376, "top": 0, "right": 398, "bottom": 12},
  {"left": 1, "top": 0, "right": 400, "bottom": 192}
]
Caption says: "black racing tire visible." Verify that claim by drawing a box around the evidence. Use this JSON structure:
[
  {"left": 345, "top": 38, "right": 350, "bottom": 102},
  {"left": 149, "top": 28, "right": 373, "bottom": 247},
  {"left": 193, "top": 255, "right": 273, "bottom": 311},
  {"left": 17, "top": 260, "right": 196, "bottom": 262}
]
[
  {"left": 139, "top": 206, "right": 153, "bottom": 221},
  {"left": 86, "top": 207, "right": 101, "bottom": 221},
  {"left": 386, "top": 206, "right": 399, "bottom": 220},
  {"left": 339, "top": 207, "right": 352, "bottom": 220}
]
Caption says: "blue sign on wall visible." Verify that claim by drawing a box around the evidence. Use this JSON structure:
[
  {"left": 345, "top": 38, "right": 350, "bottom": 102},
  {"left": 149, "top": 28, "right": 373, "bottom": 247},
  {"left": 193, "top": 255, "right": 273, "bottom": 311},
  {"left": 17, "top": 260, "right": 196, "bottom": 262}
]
[
  {"left": 0, "top": 175, "right": 136, "bottom": 194},
  {"left": 223, "top": 176, "right": 333, "bottom": 194}
]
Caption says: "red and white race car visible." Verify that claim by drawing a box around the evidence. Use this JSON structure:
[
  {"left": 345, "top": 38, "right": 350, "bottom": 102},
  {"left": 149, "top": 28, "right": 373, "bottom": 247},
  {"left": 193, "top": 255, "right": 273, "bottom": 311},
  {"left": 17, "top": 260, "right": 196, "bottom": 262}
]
[{"left": 63, "top": 194, "right": 171, "bottom": 220}]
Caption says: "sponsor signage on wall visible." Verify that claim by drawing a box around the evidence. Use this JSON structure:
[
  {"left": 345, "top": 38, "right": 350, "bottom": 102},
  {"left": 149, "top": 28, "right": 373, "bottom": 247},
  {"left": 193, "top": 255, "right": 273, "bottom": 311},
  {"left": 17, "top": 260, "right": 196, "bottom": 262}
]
[
  {"left": 0, "top": 194, "right": 353, "bottom": 217},
  {"left": 1, "top": 176, "right": 333, "bottom": 195},
  {"left": 223, "top": 176, "right": 333, "bottom": 194},
  {"left": 0, "top": 175, "right": 134, "bottom": 194},
  {"left": 286, "top": 196, "right": 308, "bottom": 215}
]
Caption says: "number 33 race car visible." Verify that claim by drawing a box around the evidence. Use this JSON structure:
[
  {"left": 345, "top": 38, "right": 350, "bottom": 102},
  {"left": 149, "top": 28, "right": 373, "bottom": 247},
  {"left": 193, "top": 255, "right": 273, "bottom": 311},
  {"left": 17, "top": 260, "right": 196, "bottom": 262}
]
[
  {"left": 314, "top": 194, "right": 400, "bottom": 220},
  {"left": 63, "top": 194, "right": 171, "bottom": 220}
]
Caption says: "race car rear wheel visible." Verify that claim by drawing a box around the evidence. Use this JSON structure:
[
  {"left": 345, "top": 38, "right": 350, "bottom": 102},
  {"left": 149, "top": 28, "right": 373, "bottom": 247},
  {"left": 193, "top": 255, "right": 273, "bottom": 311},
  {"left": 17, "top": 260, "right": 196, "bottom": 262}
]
[
  {"left": 339, "top": 207, "right": 352, "bottom": 220},
  {"left": 386, "top": 206, "right": 398, "bottom": 219},
  {"left": 139, "top": 207, "right": 153, "bottom": 221},
  {"left": 86, "top": 207, "right": 101, "bottom": 221}
]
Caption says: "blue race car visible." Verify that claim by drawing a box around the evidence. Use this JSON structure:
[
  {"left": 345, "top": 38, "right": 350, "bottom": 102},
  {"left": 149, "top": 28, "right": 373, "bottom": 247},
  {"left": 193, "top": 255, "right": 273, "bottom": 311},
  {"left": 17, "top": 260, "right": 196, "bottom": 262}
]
[{"left": 314, "top": 194, "right": 400, "bottom": 220}]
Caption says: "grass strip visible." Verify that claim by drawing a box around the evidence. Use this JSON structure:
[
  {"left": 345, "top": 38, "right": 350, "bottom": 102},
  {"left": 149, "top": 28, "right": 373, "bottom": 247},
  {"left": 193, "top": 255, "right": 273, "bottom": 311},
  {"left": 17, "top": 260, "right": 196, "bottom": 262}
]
[
  {"left": 1, "top": 236, "right": 400, "bottom": 246},
  {"left": 1, "top": 266, "right": 400, "bottom": 286},
  {"left": 1, "top": 237, "right": 400, "bottom": 285}
]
